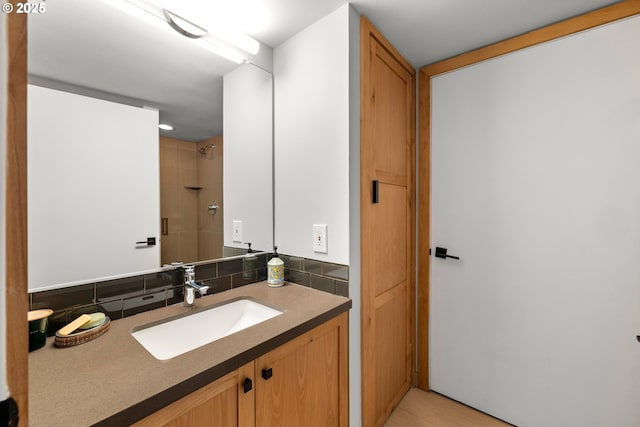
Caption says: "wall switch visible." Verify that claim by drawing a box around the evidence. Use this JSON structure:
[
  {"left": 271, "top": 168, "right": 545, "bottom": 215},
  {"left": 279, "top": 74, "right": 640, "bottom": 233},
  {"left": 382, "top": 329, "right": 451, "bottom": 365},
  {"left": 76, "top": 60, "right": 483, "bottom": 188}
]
[
  {"left": 313, "top": 224, "right": 327, "bottom": 253},
  {"left": 232, "top": 220, "right": 243, "bottom": 243}
]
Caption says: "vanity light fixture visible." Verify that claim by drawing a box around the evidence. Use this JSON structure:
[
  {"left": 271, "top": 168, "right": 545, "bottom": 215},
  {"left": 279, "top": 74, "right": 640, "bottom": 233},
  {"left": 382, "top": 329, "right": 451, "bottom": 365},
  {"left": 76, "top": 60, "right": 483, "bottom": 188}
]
[
  {"left": 206, "top": 20, "right": 260, "bottom": 56},
  {"left": 100, "top": 0, "right": 258, "bottom": 64},
  {"left": 191, "top": 39, "right": 246, "bottom": 64},
  {"left": 164, "top": 10, "right": 207, "bottom": 39},
  {"left": 158, "top": 123, "right": 174, "bottom": 131}
]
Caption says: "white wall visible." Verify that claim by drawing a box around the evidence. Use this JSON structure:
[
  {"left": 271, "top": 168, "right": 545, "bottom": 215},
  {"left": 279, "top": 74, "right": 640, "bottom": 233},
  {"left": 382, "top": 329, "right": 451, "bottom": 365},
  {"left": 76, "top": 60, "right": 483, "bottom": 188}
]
[
  {"left": 274, "top": 5, "right": 361, "bottom": 425},
  {"left": 274, "top": 5, "right": 351, "bottom": 264},
  {"left": 28, "top": 86, "right": 160, "bottom": 291},
  {"left": 223, "top": 63, "right": 273, "bottom": 253},
  {"left": 0, "top": 12, "right": 9, "bottom": 401}
]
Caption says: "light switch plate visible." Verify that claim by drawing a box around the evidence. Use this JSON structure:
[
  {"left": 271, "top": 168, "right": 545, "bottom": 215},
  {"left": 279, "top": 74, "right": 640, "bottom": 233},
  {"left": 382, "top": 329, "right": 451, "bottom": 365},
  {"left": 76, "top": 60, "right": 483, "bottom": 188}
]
[
  {"left": 232, "top": 220, "right": 243, "bottom": 243},
  {"left": 313, "top": 224, "right": 327, "bottom": 253}
]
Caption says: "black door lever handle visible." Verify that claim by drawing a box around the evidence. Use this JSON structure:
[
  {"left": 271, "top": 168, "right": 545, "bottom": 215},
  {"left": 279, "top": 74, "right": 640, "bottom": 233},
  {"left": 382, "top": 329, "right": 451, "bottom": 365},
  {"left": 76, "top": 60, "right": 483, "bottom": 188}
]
[
  {"left": 434, "top": 247, "right": 460, "bottom": 260},
  {"left": 135, "top": 237, "right": 156, "bottom": 246}
]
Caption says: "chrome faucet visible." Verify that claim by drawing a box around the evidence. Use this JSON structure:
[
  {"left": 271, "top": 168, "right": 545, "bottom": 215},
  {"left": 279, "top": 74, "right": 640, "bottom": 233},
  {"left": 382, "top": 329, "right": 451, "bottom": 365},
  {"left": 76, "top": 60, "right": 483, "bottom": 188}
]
[{"left": 182, "top": 265, "right": 209, "bottom": 307}]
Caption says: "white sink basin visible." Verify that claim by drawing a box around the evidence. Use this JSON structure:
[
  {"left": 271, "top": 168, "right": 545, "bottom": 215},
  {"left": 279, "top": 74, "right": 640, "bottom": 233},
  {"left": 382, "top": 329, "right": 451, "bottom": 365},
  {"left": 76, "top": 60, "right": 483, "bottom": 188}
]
[{"left": 131, "top": 298, "right": 283, "bottom": 360}]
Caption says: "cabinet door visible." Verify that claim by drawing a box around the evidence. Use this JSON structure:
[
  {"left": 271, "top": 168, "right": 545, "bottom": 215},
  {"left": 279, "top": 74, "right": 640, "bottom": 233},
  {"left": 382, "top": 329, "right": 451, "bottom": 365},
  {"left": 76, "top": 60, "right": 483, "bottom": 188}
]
[
  {"left": 132, "top": 362, "right": 255, "bottom": 427},
  {"left": 255, "top": 313, "right": 348, "bottom": 427}
]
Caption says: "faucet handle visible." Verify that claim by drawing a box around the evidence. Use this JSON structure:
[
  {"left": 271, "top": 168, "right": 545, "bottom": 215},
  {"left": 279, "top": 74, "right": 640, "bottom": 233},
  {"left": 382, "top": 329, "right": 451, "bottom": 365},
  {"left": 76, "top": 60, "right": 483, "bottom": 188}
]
[
  {"left": 184, "top": 286, "right": 196, "bottom": 306},
  {"left": 183, "top": 265, "right": 196, "bottom": 282},
  {"left": 197, "top": 283, "right": 209, "bottom": 295}
]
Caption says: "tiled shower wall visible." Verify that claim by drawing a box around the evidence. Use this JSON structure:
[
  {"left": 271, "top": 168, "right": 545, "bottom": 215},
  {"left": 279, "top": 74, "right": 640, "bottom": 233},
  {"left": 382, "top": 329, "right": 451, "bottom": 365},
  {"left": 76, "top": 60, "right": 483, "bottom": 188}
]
[
  {"left": 159, "top": 135, "right": 224, "bottom": 265},
  {"left": 30, "top": 253, "right": 349, "bottom": 336}
]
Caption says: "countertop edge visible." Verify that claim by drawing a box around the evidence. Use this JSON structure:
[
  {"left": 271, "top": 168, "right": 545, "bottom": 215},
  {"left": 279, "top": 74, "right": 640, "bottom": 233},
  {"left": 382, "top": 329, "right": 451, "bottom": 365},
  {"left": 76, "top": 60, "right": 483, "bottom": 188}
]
[{"left": 93, "top": 299, "right": 352, "bottom": 427}]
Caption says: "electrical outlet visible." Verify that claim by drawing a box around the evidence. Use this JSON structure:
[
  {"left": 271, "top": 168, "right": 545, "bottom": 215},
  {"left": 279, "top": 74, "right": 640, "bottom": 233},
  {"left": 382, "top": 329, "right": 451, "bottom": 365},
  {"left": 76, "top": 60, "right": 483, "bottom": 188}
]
[
  {"left": 232, "top": 220, "right": 243, "bottom": 243},
  {"left": 313, "top": 224, "right": 327, "bottom": 253}
]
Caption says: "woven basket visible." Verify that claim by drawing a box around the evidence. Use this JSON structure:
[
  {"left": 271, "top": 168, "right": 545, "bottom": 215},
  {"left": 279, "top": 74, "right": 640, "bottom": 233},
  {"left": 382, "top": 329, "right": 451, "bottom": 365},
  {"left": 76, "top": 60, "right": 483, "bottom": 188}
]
[{"left": 54, "top": 317, "right": 111, "bottom": 348}]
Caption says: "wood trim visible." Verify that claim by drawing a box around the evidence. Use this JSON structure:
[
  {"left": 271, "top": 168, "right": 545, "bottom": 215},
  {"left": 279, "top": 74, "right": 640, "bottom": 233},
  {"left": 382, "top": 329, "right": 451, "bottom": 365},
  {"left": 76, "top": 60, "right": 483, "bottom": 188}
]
[
  {"left": 5, "top": 10, "right": 28, "bottom": 426},
  {"left": 416, "top": 68, "right": 430, "bottom": 391},
  {"left": 422, "top": 0, "right": 640, "bottom": 77},
  {"left": 338, "top": 312, "right": 349, "bottom": 427},
  {"left": 359, "top": 17, "right": 374, "bottom": 425},
  {"left": 416, "top": 0, "right": 640, "bottom": 391}
]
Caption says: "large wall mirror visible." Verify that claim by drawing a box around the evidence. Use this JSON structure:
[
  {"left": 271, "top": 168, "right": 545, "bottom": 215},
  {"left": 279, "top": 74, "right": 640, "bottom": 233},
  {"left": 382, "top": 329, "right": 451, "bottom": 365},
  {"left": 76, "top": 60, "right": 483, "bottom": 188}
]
[{"left": 27, "top": 0, "right": 273, "bottom": 291}]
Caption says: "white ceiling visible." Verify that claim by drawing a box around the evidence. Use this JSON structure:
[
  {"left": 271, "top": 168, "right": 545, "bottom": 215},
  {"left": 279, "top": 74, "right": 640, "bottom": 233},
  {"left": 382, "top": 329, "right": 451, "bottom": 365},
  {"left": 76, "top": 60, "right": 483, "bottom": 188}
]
[
  {"left": 350, "top": 0, "right": 621, "bottom": 68},
  {"left": 28, "top": 0, "right": 621, "bottom": 141},
  {"left": 249, "top": 0, "right": 620, "bottom": 67}
]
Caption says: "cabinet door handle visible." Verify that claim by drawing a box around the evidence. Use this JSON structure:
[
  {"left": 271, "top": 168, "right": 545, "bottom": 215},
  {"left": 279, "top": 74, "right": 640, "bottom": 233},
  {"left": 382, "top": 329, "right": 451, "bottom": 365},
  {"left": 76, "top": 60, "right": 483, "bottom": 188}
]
[
  {"left": 261, "top": 368, "right": 273, "bottom": 380},
  {"left": 243, "top": 378, "right": 253, "bottom": 393}
]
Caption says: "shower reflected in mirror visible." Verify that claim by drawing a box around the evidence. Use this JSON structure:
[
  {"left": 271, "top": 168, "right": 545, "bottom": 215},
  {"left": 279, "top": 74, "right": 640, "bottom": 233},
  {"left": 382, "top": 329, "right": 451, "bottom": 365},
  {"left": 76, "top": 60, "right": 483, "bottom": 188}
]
[{"left": 198, "top": 143, "right": 216, "bottom": 155}]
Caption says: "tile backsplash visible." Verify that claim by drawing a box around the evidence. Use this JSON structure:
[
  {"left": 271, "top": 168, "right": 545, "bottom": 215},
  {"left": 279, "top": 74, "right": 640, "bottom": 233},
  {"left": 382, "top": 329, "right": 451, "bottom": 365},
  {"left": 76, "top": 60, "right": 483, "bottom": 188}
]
[
  {"left": 30, "top": 251, "right": 348, "bottom": 335},
  {"left": 278, "top": 254, "right": 349, "bottom": 298}
]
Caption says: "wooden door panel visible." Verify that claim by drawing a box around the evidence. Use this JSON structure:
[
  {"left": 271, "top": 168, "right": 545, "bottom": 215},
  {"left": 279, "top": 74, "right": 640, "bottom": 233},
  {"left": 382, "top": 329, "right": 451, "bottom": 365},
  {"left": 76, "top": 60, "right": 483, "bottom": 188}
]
[
  {"left": 372, "top": 183, "right": 407, "bottom": 296},
  {"left": 371, "top": 42, "right": 411, "bottom": 178},
  {"left": 374, "top": 284, "right": 409, "bottom": 421}
]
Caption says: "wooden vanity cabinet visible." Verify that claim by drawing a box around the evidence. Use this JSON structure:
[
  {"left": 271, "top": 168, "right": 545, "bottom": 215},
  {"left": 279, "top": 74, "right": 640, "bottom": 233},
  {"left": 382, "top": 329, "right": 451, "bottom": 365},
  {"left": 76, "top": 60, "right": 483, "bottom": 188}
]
[
  {"left": 132, "top": 362, "right": 255, "bottom": 427},
  {"left": 133, "top": 312, "right": 348, "bottom": 427},
  {"left": 256, "top": 312, "right": 348, "bottom": 427}
]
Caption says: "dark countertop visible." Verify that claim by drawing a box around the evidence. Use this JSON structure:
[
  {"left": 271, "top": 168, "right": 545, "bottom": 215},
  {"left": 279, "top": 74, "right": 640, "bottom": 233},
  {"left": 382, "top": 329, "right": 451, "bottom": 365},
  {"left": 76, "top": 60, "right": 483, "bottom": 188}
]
[{"left": 28, "top": 282, "right": 351, "bottom": 426}]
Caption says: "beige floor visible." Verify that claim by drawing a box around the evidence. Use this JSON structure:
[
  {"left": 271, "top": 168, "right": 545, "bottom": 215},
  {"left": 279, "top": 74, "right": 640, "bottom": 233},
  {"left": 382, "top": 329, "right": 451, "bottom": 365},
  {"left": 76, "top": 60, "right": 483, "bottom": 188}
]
[{"left": 383, "top": 388, "right": 512, "bottom": 427}]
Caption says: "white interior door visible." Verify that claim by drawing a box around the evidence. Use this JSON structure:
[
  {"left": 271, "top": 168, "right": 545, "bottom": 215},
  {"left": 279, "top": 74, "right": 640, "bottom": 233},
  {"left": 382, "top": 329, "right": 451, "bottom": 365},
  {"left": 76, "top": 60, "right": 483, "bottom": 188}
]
[
  {"left": 429, "top": 16, "right": 640, "bottom": 427},
  {"left": 28, "top": 85, "right": 160, "bottom": 290}
]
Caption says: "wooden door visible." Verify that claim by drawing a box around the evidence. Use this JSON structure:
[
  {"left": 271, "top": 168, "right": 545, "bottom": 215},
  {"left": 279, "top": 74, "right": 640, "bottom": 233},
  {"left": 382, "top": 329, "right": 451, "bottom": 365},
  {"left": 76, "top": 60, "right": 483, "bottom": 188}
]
[
  {"left": 255, "top": 313, "right": 348, "bottom": 427},
  {"left": 360, "top": 17, "right": 416, "bottom": 427},
  {"left": 132, "top": 363, "right": 255, "bottom": 427}
]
